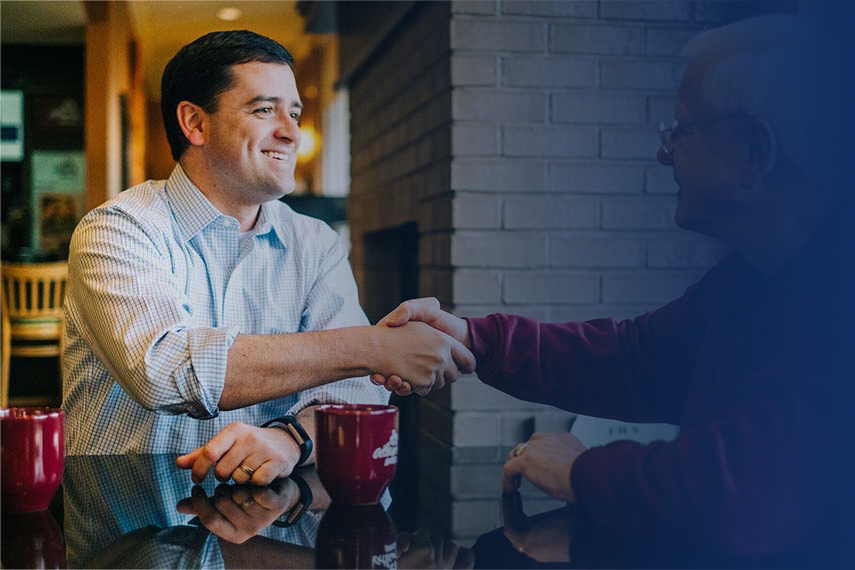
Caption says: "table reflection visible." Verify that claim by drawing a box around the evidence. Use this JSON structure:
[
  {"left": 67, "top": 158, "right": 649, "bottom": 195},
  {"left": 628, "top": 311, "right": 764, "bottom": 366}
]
[
  {"left": 59, "top": 454, "right": 474, "bottom": 569},
  {"left": 3, "top": 452, "right": 844, "bottom": 569},
  {"left": 62, "top": 454, "right": 324, "bottom": 568}
]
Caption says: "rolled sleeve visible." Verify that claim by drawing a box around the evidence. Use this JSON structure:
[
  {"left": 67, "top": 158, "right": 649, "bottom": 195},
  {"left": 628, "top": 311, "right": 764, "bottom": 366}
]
[
  {"left": 180, "top": 326, "right": 240, "bottom": 418},
  {"left": 68, "top": 207, "right": 237, "bottom": 417}
]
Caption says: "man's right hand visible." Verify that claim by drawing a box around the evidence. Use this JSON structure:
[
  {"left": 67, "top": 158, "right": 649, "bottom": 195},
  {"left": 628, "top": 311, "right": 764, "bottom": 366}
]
[{"left": 372, "top": 298, "right": 473, "bottom": 396}]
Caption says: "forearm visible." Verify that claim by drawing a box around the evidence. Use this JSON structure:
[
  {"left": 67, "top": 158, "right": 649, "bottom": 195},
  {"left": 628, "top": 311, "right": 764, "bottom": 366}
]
[
  {"left": 220, "top": 327, "right": 379, "bottom": 410},
  {"left": 467, "top": 313, "right": 694, "bottom": 423}
]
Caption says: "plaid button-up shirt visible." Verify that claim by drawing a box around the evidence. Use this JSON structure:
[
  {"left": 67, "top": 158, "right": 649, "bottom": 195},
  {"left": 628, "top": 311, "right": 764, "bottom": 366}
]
[{"left": 63, "top": 164, "right": 387, "bottom": 455}]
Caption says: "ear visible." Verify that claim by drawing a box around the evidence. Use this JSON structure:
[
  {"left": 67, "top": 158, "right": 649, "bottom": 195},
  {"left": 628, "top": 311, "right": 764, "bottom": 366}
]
[
  {"left": 176, "top": 101, "right": 207, "bottom": 147},
  {"left": 741, "top": 117, "right": 777, "bottom": 188}
]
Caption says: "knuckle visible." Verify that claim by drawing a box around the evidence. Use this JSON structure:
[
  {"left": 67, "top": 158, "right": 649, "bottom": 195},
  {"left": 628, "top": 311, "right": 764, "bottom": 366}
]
[{"left": 201, "top": 446, "right": 220, "bottom": 462}]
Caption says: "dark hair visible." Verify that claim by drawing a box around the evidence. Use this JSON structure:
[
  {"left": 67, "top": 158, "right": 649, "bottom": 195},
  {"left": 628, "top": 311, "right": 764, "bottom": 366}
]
[{"left": 160, "top": 30, "right": 295, "bottom": 161}]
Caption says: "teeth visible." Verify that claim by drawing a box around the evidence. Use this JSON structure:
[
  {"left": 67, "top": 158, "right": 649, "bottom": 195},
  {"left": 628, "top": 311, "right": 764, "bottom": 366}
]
[{"left": 262, "top": 151, "right": 287, "bottom": 161}]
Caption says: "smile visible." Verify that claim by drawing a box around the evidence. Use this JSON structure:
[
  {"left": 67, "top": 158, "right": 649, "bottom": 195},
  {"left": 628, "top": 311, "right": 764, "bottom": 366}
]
[{"left": 262, "top": 150, "right": 288, "bottom": 161}]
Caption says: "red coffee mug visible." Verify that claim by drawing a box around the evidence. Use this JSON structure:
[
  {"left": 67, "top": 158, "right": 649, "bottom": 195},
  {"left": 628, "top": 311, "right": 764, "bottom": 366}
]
[
  {"left": 315, "top": 404, "right": 398, "bottom": 505},
  {"left": 0, "top": 407, "right": 64, "bottom": 513}
]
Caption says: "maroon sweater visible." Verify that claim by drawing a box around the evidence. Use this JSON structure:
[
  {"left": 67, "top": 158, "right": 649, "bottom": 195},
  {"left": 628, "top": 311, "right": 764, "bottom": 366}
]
[{"left": 466, "top": 221, "right": 852, "bottom": 556}]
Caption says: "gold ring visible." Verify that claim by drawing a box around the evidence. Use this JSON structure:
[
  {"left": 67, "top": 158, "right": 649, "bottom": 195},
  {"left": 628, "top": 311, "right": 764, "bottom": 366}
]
[
  {"left": 239, "top": 497, "right": 255, "bottom": 510},
  {"left": 512, "top": 442, "right": 528, "bottom": 457},
  {"left": 238, "top": 463, "right": 255, "bottom": 477}
]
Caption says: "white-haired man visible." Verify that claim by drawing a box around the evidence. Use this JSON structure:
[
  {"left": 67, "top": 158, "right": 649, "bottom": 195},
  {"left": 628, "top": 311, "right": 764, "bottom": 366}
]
[{"left": 374, "top": 15, "right": 854, "bottom": 560}]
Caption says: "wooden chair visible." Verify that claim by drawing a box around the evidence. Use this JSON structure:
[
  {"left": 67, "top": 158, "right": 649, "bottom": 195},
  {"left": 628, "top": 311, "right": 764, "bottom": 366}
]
[{"left": 1, "top": 261, "right": 68, "bottom": 407}]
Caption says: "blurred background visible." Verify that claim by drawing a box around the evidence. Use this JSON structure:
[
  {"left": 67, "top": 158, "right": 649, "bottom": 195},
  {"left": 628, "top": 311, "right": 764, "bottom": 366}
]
[
  {"left": 2, "top": 0, "right": 848, "bottom": 543},
  {"left": 1, "top": 0, "right": 351, "bottom": 261}
]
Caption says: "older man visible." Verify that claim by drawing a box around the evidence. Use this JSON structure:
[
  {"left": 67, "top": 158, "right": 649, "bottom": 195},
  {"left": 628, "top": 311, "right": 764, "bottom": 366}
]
[
  {"left": 64, "top": 31, "right": 473, "bottom": 485},
  {"left": 375, "top": 15, "right": 854, "bottom": 557}
]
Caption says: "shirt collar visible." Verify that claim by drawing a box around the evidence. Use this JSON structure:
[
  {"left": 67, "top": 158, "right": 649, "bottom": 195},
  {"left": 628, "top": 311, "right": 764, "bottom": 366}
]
[{"left": 164, "top": 164, "right": 286, "bottom": 245}]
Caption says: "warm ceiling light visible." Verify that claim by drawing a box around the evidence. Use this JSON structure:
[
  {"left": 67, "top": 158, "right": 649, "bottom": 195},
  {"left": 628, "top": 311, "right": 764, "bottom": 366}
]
[{"left": 217, "top": 7, "right": 242, "bottom": 21}]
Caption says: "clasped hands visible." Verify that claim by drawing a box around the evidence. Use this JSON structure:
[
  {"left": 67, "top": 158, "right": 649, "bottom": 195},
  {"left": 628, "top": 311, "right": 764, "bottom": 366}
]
[{"left": 370, "top": 297, "right": 474, "bottom": 397}]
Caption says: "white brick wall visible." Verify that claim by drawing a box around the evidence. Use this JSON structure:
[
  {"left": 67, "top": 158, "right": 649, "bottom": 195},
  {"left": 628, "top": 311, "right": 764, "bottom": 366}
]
[{"left": 348, "top": 0, "right": 737, "bottom": 541}]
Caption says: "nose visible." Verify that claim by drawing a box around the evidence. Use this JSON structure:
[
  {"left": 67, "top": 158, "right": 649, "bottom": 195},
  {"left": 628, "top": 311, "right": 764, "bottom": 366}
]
[
  {"left": 657, "top": 144, "right": 673, "bottom": 166},
  {"left": 274, "top": 114, "right": 301, "bottom": 146}
]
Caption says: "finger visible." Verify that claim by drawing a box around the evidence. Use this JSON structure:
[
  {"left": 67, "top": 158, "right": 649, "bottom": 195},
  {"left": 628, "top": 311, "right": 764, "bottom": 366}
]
[
  {"left": 191, "top": 430, "right": 239, "bottom": 484},
  {"left": 176, "top": 497, "right": 196, "bottom": 515},
  {"left": 176, "top": 447, "right": 202, "bottom": 469},
  {"left": 386, "top": 376, "right": 404, "bottom": 391},
  {"left": 191, "top": 486, "right": 237, "bottom": 538},
  {"left": 253, "top": 480, "right": 295, "bottom": 511},
  {"left": 214, "top": 491, "right": 255, "bottom": 524},
  {"left": 252, "top": 459, "right": 287, "bottom": 486},
  {"left": 450, "top": 341, "right": 476, "bottom": 374},
  {"left": 229, "top": 487, "right": 254, "bottom": 509},
  {"left": 501, "top": 490, "right": 531, "bottom": 536},
  {"left": 454, "top": 547, "right": 475, "bottom": 569},
  {"left": 370, "top": 374, "right": 387, "bottom": 386},
  {"left": 395, "top": 382, "right": 413, "bottom": 397},
  {"left": 397, "top": 532, "right": 412, "bottom": 554},
  {"left": 502, "top": 458, "right": 525, "bottom": 493},
  {"left": 443, "top": 542, "right": 459, "bottom": 569},
  {"left": 443, "top": 360, "right": 459, "bottom": 386},
  {"left": 215, "top": 447, "right": 262, "bottom": 484}
]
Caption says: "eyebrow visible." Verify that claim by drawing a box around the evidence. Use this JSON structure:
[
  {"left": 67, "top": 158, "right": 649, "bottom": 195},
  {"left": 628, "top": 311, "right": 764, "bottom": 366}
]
[{"left": 245, "top": 96, "right": 303, "bottom": 110}]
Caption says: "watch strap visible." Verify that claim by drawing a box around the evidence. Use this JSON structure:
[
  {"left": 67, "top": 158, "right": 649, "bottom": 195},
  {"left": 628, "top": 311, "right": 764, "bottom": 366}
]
[
  {"left": 271, "top": 472, "right": 313, "bottom": 528},
  {"left": 262, "top": 415, "right": 313, "bottom": 467}
]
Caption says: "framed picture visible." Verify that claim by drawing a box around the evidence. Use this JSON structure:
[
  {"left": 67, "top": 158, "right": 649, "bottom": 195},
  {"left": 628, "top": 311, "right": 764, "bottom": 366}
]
[{"left": 30, "top": 150, "right": 86, "bottom": 251}]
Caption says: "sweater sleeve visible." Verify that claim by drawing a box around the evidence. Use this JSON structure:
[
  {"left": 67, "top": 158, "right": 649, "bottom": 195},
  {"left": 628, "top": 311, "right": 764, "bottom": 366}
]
[{"left": 465, "top": 255, "right": 733, "bottom": 423}]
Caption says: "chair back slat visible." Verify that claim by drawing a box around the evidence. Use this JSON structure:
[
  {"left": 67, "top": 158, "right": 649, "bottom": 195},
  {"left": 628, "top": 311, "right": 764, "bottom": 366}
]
[{"left": 0, "top": 262, "right": 68, "bottom": 320}]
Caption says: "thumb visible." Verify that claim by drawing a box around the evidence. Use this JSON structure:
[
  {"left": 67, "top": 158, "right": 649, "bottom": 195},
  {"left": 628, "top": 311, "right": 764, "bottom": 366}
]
[
  {"left": 378, "top": 303, "right": 413, "bottom": 327},
  {"left": 380, "top": 298, "right": 441, "bottom": 327}
]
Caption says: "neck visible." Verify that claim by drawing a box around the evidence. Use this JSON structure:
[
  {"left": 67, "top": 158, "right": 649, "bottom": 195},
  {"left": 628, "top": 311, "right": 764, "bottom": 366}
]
[
  {"left": 731, "top": 184, "right": 834, "bottom": 276},
  {"left": 179, "top": 157, "right": 261, "bottom": 232}
]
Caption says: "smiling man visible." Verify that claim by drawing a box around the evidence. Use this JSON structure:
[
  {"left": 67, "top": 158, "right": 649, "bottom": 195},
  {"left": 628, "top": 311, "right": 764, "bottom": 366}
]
[{"left": 63, "top": 31, "right": 473, "bottom": 484}]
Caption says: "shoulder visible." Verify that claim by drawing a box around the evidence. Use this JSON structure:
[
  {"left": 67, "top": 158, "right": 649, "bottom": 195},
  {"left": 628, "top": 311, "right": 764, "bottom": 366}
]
[
  {"left": 72, "top": 180, "right": 172, "bottom": 249},
  {"left": 80, "top": 180, "right": 170, "bottom": 226}
]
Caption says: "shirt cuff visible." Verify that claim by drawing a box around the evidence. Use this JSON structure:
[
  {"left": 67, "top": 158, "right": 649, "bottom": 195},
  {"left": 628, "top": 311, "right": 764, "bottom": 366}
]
[{"left": 182, "top": 325, "right": 240, "bottom": 419}]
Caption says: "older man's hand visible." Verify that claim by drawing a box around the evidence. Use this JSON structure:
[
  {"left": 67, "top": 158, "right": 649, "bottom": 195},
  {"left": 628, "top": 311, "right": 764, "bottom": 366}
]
[{"left": 502, "top": 433, "right": 587, "bottom": 503}]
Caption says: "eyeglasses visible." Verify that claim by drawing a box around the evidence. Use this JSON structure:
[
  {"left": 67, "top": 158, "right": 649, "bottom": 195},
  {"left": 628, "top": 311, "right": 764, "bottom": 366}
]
[{"left": 657, "top": 114, "right": 743, "bottom": 154}]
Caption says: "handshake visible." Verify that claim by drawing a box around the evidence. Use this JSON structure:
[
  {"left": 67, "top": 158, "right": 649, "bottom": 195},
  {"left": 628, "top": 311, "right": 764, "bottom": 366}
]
[{"left": 368, "top": 298, "right": 475, "bottom": 397}]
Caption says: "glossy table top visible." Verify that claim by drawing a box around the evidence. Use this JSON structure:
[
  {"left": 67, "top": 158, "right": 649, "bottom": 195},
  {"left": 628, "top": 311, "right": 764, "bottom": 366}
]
[{"left": 1, "top": 453, "right": 845, "bottom": 569}]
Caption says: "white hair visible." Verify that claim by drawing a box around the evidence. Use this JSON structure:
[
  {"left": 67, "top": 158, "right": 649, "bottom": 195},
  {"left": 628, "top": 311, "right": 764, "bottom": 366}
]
[{"left": 683, "top": 15, "right": 850, "bottom": 186}]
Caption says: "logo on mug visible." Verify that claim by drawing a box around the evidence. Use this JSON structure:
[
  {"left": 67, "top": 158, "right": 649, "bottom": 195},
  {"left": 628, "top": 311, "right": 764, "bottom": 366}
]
[
  {"left": 372, "top": 430, "right": 398, "bottom": 466},
  {"left": 372, "top": 542, "right": 398, "bottom": 569}
]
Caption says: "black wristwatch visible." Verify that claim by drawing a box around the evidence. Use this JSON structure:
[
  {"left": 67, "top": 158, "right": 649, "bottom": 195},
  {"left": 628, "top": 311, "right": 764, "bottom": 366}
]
[{"left": 262, "top": 415, "right": 313, "bottom": 467}]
